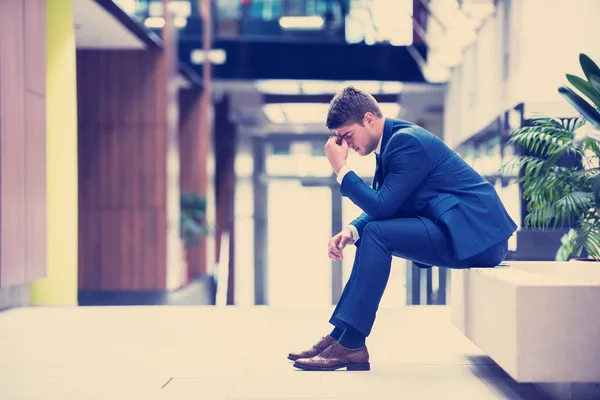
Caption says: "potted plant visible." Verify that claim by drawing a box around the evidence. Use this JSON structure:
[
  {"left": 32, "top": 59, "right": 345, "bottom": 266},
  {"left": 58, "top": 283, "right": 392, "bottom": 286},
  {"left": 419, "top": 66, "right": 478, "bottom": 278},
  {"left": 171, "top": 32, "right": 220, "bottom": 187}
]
[
  {"left": 180, "top": 192, "right": 208, "bottom": 249},
  {"left": 501, "top": 54, "right": 600, "bottom": 261}
]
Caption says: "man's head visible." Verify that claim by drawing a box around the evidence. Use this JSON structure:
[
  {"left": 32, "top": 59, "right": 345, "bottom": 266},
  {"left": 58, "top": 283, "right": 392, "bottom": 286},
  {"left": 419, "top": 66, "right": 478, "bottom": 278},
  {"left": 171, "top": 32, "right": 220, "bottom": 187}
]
[{"left": 326, "top": 86, "right": 385, "bottom": 156}]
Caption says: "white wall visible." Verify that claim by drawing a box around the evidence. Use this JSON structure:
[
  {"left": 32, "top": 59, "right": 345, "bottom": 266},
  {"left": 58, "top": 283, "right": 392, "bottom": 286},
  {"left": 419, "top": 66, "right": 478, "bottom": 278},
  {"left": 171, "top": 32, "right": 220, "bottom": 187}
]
[
  {"left": 518, "top": 0, "right": 600, "bottom": 104},
  {"left": 444, "top": 0, "right": 600, "bottom": 148}
]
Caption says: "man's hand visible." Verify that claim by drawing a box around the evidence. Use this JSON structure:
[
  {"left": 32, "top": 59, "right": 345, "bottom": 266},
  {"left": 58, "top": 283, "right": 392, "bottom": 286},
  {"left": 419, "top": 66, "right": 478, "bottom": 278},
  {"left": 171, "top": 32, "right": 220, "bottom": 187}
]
[
  {"left": 328, "top": 227, "right": 355, "bottom": 261},
  {"left": 324, "top": 136, "right": 349, "bottom": 174}
]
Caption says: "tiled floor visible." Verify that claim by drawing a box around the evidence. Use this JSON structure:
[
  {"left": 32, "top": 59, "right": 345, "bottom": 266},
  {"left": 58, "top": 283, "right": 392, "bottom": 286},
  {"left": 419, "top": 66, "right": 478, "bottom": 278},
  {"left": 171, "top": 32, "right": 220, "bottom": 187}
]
[{"left": 0, "top": 305, "right": 545, "bottom": 399}]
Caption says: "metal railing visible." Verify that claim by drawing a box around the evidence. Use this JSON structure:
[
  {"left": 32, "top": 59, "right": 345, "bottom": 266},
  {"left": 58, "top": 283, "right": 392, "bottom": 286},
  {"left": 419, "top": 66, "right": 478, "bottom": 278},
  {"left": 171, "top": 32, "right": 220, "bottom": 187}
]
[
  {"left": 214, "top": 231, "right": 231, "bottom": 306},
  {"left": 406, "top": 262, "right": 449, "bottom": 305}
]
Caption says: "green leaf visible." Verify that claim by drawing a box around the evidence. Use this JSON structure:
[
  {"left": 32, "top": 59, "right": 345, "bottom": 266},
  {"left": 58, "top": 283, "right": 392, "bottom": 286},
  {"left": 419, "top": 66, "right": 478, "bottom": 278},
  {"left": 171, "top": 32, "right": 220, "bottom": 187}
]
[
  {"left": 524, "top": 205, "right": 556, "bottom": 229},
  {"left": 565, "top": 117, "right": 585, "bottom": 132},
  {"left": 595, "top": 176, "right": 600, "bottom": 210},
  {"left": 580, "top": 54, "right": 600, "bottom": 84},
  {"left": 556, "top": 229, "right": 577, "bottom": 261},
  {"left": 556, "top": 191, "right": 592, "bottom": 218},
  {"left": 573, "top": 218, "right": 600, "bottom": 259},
  {"left": 566, "top": 74, "right": 600, "bottom": 108},
  {"left": 509, "top": 125, "right": 572, "bottom": 155},
  {"left": 582, "top": 137, "right": 600, "bottom": 155},
  {"left": 591, "top": 75, "right": 600, "bottom": 95},
  {"left": 559, "top": 86, "right": 600, "bottom": 128},
  {"left": 542, "top": 141, "right": 578, "bottom": 170}
]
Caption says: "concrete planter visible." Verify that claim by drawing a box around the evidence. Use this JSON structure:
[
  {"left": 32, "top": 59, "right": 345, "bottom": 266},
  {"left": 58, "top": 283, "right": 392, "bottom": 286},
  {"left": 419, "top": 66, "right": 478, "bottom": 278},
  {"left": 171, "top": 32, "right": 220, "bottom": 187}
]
[{"left": 450, "top": 262, "right": 600, "bottom": 386}]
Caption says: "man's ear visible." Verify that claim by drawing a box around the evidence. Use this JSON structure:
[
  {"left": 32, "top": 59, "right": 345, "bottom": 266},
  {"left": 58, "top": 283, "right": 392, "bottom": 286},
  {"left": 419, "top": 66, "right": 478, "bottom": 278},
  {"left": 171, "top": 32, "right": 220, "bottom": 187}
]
[{"left": 364, "top": 112, "right": 374, "bottom": 127}]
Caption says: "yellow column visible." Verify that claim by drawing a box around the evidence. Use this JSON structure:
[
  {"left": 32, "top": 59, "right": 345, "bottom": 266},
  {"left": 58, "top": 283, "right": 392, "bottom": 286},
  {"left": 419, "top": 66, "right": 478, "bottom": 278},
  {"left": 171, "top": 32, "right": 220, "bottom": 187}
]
[{"left": 30, "top": 0, "right": 78, "bottom": 305}]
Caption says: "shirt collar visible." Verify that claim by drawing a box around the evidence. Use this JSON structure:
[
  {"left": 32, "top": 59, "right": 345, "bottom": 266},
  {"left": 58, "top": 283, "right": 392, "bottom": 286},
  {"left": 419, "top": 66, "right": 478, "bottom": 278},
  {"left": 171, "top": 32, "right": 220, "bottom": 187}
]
[{"left": 374, "top": 133, "right": 383, "bottom": 155}]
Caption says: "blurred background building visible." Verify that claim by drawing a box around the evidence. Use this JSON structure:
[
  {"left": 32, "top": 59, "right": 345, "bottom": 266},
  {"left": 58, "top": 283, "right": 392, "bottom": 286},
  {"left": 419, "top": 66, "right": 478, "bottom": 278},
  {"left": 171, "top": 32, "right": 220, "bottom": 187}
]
[{"left": 0, "top": 0, "right": 598, "bottom": 312}]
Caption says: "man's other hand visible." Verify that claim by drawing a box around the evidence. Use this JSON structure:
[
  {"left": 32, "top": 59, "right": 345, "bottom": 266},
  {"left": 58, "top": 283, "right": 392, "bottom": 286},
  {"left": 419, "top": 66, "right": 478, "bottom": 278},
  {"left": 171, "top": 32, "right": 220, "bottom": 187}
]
[{"left": 328, "top": 227, "right": 355, "bottom": 261}]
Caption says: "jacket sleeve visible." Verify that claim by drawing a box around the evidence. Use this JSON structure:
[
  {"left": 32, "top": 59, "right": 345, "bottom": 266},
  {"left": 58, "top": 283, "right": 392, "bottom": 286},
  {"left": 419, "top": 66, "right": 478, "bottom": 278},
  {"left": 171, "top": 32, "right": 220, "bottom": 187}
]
[
  {"left": 349, "top": 212, "right": 372, "bottom": 236},
  {"left": 340, "top": 134, "right": 431, "bottom": 220}
]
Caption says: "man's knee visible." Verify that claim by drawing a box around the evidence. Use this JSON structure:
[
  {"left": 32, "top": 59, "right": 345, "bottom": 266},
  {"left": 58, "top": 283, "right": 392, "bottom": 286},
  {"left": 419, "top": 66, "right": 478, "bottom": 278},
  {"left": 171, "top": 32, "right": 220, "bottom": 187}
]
[{"left": 362, "top": 222, "right": 384, "bottom": 241}]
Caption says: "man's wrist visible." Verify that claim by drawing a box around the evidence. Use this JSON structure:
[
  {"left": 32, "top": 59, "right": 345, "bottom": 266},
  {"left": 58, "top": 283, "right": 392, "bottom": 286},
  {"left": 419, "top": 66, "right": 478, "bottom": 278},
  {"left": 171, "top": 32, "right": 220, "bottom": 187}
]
[
  {"left": 345, "top": 225, "right": 359, "bottom": 242},
  {"left": 336, "top": 165, "right": 352, "bottom": 184},
  {"left": 333, "top": 162, "right": 347, "bottom": 174}
]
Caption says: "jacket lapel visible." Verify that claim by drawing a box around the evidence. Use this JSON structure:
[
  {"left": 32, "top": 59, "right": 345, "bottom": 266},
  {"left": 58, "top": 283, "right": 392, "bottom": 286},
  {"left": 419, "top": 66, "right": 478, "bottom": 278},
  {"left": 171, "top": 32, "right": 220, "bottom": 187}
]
[
  {"left": 380, "top": 117, "right": 393, "bottom": 155},
  {"left": 373, "top": 118, "right": 394, "bottom": 190},
  {"left": 372, "top": 154, "right": 380, "bottom": 189}
]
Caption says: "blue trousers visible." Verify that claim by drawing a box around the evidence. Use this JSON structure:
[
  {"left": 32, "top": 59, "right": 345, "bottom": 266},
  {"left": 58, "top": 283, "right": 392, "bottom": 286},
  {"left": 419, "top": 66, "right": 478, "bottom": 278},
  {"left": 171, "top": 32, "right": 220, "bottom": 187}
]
[{"left": 329, "top": 218, "right": 508, "bottom": 337}]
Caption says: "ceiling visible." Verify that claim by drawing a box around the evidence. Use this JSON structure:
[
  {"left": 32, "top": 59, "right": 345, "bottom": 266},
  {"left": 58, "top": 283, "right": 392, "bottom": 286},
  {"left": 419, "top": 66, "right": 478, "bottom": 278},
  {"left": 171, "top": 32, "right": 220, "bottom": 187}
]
[
  {"left": 73, "top": 0, "right": 148, "bottom": 49},
  {"left": 69, "top": 1, "right": 445, "bottom": 136},
  {"left": 215, "top": 80, "right": 445, "bottom": 137}
]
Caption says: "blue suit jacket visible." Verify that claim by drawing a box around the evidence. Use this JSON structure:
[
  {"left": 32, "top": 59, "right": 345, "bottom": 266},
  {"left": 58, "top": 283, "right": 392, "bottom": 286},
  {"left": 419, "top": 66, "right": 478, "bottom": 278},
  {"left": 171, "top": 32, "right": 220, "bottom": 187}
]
[{"left": 342, "top": 118, "right": 517, "bottom": 262}]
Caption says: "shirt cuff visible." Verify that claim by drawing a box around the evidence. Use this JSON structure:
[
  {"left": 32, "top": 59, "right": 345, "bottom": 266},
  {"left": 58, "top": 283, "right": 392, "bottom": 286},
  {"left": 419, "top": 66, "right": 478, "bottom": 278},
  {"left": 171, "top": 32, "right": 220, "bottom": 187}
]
[
  {"left": 346, "top": 225, "right": 360, "bottom": 242},
  {"left": 336, "top": 165, "right": 352, "bottom": 184}
]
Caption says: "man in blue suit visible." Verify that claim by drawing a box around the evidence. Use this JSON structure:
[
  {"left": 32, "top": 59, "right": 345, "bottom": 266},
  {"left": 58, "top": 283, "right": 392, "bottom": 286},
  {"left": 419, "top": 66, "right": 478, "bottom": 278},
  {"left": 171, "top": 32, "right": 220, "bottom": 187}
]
[{"left": 290, "top": 86, "right": 517, "bottom": 371}]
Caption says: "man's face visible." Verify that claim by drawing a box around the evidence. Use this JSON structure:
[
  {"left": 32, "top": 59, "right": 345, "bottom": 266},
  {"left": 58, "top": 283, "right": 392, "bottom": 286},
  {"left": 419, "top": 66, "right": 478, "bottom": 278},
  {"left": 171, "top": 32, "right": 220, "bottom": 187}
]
[{"left": 334, "top": 114, "right": 378, "bottom": 156}]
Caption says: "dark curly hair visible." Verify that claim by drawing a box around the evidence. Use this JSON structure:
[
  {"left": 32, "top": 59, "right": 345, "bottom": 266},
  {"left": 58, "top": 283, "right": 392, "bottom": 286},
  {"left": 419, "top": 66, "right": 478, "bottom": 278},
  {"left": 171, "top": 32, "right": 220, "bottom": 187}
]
[{"left": 326, "top": 86, "right": 383, "bottom": 130}]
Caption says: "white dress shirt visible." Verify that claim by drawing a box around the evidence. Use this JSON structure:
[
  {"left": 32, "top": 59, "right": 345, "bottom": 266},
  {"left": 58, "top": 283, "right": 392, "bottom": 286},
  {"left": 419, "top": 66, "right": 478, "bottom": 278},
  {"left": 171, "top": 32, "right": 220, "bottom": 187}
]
[{"left": 336, "top": 134, "right": 383, "bottom": 242}]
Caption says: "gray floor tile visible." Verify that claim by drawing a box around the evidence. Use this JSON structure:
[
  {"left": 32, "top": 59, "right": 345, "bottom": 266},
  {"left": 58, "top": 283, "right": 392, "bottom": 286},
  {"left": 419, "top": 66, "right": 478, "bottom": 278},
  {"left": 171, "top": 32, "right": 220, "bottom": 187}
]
[{"left": 0, "top": 306, "right": 531, "bottom": 399}]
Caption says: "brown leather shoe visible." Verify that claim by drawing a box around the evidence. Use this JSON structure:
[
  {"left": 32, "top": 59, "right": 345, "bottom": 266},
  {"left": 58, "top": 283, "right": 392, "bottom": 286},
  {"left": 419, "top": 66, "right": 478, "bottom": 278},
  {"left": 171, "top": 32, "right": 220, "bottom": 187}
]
[
  {"left": 287, "top": 335, "right": 336, "bottom": 361},
  {"left": 293, "top": 341, "right": 370, "bottom": 371}
]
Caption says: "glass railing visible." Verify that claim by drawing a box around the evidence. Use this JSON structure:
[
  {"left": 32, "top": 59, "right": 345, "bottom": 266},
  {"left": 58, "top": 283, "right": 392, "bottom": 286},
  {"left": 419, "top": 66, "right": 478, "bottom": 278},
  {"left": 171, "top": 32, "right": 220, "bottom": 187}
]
[
  {"left": 219, "top": 0, "right": 413, "bottom": 45},
  {"left": 111, "top": 0, "right": 205, "bottom": 38},
  {"left": 111, "top": 0, "right": 413, "bottom": 45},
  {"left": 226, "top": 0, "right": 348, "bottom": 42}
]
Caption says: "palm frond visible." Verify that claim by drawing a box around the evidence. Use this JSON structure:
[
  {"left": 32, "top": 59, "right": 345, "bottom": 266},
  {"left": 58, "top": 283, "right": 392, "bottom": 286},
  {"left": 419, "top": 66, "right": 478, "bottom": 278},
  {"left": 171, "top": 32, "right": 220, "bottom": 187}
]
[
  {"left": 524, "top": 204, "right": 558, "bottom": 229},
  {"left": 572, "top": 218, "right": 600, "bottom": 259},
  {"left": 521, "top": 174, "right": 568, "bottom": 207},
  {"left": 509, "top": 117, "right": 585, "bottom": 158},
  {"left": 542, "top": 140, "right": 583, "bottom": 166},
  {"left": 570, "top": 168, "right": 600, "bottom": 190},
  {"left": 519, "top": 165, "right": 586, "bottom": 205},
  {"left": 507, "top": 154, "right": 591, "bottom": 195},
  {"left": 524, "top": 191, "right": 593, "bottom": 229},
  {"left": 582, "top": 137, "right": 600, "bottom": 156},
  {"left": 553, "top": 213, "right": 600, "bottom": 260},
  {"left": 554, "top": 192, "right": 594, "bottom": 227},
  {"left": 556, "top": 229, "right": 577, "bottom": 261},
  {"left": 565, "top": 117, "right": 587, "bottom": 131},
  {"left": 509, "top": 126, "right": 573, "bottom": 156},
  {"left": 502, "top": 144, "right": 583, "bottom": 182},
  {"left": 500, "top": 155, "right": 548, "bottom": 178}
]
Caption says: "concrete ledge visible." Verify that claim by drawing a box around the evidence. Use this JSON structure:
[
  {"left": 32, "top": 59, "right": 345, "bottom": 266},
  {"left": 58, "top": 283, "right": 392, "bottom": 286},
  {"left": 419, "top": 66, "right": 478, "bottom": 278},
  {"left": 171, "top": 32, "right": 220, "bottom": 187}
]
[
  {"left": 0, "top": 284, "right": 30, "bottom": 311},
  {"left": 451, "top": 261, "right": 600, "bottom": 387}
]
